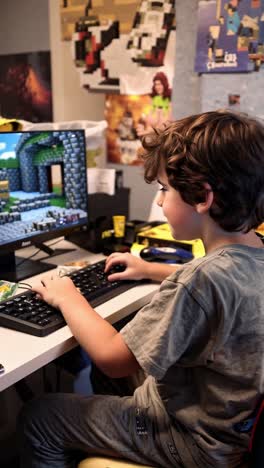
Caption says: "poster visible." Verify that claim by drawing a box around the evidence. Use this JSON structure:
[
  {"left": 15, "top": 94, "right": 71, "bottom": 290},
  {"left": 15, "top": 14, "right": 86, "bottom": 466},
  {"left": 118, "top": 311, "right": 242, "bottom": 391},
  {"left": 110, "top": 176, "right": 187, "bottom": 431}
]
[
  {"left": 0, "top": 51, "right": 53, "bottom": 122},
  {"left": 195, "top": 0, "right": 264, "bottom": 73},
  {"left": 105, "top": 80, "right": 172, "bottom": 165},
  {"left": 61, "top": 0, "right": 176, "bottom": 94},
  {"left": 105, "top": 94, "right": 151, "bottom": 165}
]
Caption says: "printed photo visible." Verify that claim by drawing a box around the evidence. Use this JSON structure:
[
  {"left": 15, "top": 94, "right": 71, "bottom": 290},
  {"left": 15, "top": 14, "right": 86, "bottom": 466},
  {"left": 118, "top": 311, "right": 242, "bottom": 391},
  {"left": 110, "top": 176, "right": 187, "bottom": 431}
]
[
  {"left": 0, "top": 51, "right": 53, "bottom": 122},
  {"left": 195, "top": 0, "right": 264, "bottom": 73}
]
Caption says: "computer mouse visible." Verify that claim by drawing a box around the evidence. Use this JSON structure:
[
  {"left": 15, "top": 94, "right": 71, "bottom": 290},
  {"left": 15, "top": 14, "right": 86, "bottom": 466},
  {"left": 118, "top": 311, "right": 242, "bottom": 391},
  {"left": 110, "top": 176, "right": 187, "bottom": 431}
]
[{"left": 140, "top": 246, "right": 193, "bottom": 264}]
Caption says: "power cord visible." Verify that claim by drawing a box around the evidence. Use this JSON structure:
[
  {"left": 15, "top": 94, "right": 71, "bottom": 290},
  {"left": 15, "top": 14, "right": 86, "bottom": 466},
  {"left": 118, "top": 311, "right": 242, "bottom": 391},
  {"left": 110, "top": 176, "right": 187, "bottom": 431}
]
[
  {"left": 17, "top": 282, "right": 32, "bottom": 291},
  {"left": 16, "top": 249, "right": 42, "bottom": 268},
  {"left": 16, "top": 238, "right": 64, "bottom": 268}
]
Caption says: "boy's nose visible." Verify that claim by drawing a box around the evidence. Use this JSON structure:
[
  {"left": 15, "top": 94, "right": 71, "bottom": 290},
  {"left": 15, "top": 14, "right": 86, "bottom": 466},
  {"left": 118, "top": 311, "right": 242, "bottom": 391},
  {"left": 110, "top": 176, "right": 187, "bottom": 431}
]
[{"left": 156, "top": 194, "right": 163, "bottom": 207}]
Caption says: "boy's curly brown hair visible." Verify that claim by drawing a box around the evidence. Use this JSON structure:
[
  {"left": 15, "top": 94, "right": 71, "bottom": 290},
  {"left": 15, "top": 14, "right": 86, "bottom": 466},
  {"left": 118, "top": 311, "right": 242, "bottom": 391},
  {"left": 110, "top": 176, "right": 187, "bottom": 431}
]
[{"left": 140, "top": 110, "right": 264, "bottom": 232}]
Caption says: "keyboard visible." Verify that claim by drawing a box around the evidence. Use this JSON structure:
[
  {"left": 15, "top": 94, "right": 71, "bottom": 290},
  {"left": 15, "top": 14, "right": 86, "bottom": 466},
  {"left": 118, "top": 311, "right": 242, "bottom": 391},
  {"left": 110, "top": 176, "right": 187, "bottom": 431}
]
[{"left": 0, "top": 260, "right": 139, "bottom": 337}]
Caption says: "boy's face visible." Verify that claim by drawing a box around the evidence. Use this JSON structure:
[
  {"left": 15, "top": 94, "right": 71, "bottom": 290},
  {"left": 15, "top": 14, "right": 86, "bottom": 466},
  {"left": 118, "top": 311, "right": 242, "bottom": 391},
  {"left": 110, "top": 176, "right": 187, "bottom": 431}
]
[{"left": 156, "top": 169, "right": 201, "bottom": 241}]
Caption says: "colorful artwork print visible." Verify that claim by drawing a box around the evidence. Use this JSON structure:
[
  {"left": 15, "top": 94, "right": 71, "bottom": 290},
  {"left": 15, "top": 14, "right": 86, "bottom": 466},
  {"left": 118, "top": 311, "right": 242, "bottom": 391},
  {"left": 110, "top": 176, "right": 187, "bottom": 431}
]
[
  {"left": 195, "top": 0, "right": 264, "bottom": 73},
  {"left": 61, "top": 0, "right": 175, "bottom": 94},
  {"left": 0, "top": 51, "right": 53, "bottom": 122},
  {"left": 137, "top": 71, "right": 172, "bottom": 136},
  {"left": 105, "top": 94, "right": 152, "bottom": 165},
  {"left": 106, "top": 69, "right": 172, "bottom": 165}
]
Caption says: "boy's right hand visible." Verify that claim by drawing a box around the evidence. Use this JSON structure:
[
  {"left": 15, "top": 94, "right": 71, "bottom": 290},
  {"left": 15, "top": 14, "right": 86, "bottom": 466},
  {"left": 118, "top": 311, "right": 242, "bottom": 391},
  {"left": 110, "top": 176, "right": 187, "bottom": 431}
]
[
  {"left": 32, "top": 275, "right": 83, "bottom": 310},
  {"left": 105, "top": 252, "right": 151, "bottom": 281}
]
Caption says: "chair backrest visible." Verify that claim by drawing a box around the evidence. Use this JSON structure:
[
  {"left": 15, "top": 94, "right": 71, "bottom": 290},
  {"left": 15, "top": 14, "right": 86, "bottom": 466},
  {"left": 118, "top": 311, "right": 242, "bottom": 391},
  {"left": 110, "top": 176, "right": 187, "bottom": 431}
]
[{"left": 248, "top": 400, "right": 264, "bottom": 467}]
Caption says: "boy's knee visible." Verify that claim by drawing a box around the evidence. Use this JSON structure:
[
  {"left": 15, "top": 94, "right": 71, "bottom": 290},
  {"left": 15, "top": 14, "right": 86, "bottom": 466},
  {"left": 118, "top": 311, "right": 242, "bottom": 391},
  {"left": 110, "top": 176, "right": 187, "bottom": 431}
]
[
  {"left": 18, "top": 397, "right": 43, "bottom": 438},
  {"left": 18, "top": 394, "right": 56, "bottom": 441}
]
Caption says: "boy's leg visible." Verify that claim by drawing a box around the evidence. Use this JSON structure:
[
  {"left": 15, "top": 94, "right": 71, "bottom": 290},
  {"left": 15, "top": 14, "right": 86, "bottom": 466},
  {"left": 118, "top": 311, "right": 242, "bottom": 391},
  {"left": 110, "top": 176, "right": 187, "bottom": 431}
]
[{"left": 18, "top": 392, "right": 175, "bottom": 468}]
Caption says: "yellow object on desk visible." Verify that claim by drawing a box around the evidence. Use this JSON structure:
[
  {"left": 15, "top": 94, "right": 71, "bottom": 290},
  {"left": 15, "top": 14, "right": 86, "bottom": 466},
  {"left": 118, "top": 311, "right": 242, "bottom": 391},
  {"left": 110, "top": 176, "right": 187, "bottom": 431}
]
[
  {"left": 113, "top": 215, "right": 126, "bottom": 238},
  {"left": 256, "top": 223, "right": 264, "bottom": 237},
  {"left": 136, "top": 223, "right": 205, "bottom": 258},
  {"left": 0, "top": 118, "right": 22, "bottom": 131}
]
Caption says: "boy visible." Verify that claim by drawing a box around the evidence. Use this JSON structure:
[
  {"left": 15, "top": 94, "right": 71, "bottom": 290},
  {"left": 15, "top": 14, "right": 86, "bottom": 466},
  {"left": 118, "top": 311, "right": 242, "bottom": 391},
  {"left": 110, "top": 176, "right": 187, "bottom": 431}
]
[{"left": 19, "top": 110, "right": 264, "bottom": 467}]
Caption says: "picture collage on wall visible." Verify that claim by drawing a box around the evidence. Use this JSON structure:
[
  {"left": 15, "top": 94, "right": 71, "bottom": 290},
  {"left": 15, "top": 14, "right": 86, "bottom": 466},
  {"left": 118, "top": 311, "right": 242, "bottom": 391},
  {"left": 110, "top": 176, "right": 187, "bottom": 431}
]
[{"left": 105, "top": 70, "right": 173, "bottom": 165}]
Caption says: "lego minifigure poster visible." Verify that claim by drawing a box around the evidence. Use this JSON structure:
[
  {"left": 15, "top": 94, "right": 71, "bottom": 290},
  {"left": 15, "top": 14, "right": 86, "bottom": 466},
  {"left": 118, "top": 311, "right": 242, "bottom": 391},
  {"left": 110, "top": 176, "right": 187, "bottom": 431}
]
[
  {"left": 195, "top": 0, "right": 264, "bottom": 73},
  {"left": 0, "top": 51, "right": 53, "bottom": 122},
  {"left": 105, "top": 94, "right": 151, "bottom": 165},
  {"left": 60, "top": 0, "right": 176, "bottom": 95},
  {"left": 106, "top": 70, "right": 173, "bottom": 165}
]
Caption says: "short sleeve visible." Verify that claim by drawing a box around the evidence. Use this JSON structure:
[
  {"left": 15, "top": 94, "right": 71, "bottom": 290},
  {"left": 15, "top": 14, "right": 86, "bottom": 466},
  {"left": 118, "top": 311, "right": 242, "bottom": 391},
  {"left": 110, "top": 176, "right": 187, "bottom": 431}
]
[{"left": 120, "top": 277, "right": 215, "bottom": 380}]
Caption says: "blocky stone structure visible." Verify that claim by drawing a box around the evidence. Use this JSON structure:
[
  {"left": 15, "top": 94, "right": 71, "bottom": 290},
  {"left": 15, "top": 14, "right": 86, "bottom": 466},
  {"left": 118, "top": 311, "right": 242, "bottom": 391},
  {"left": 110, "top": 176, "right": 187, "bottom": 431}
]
[{"left": 4, "top": 131, "right": 87, "bottom": 211}]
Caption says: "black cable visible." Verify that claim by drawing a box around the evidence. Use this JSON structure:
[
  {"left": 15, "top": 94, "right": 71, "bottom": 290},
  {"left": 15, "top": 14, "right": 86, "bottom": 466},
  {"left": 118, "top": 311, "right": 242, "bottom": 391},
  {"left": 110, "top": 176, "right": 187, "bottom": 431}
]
[
  {"left": 17, "top": 282, "right": 32, "bottom": 290},
  {"left": 46, "top": 238, "right": 65, "bottom": 247},
  {"left": 16, "top": 237, "right": 65, "bottom": 268},
  {"left": 16, "top": 248, "right": 42, "bottom": 268}
]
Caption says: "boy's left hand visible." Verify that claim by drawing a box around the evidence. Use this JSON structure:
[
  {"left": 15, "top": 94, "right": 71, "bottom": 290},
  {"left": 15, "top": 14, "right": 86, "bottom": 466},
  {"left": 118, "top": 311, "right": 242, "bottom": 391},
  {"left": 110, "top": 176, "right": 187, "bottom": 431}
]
[{"left": 32, "top": 275, "right": 82, "bottom": 309}]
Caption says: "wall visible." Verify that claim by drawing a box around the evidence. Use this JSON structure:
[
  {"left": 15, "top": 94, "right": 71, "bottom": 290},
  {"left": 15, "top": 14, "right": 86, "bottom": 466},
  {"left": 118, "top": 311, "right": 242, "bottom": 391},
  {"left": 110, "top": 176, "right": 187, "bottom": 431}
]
[
  {"left": 201, "top": 73, "right": 264, "bottom": 118},
  {"left": 0, "top": 0, "right": 49, "bottom": 54},
  {"left": 172, "top": 0, "right": 201, "bottom": 119}
]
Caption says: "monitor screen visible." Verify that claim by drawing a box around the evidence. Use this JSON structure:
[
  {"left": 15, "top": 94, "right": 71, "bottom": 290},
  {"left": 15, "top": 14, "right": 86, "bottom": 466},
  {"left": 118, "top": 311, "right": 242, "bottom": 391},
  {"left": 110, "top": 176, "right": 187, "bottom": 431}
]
[{"left": 0, "top": 129, "right": 88, "bottom": 282}]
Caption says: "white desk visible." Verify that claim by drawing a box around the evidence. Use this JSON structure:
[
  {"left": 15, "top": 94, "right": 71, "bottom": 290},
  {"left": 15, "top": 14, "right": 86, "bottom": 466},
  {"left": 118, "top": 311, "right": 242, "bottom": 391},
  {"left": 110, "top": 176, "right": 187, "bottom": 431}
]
[{"left": 0, "top": 240, "right": 159, "bottom": 392}]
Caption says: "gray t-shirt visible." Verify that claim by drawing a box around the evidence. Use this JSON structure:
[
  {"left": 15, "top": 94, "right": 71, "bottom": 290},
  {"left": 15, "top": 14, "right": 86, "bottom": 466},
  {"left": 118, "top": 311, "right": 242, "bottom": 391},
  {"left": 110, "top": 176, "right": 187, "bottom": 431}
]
[{"left": 121, "top": 244, "right": 264, "bottom": 467}]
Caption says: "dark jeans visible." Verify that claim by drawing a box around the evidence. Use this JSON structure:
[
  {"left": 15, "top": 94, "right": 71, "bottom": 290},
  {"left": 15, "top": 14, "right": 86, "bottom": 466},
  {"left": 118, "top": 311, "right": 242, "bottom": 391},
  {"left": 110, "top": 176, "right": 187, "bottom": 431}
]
[
  {"left": 18, "top": 385, "right": 177, "bottom": 468},
  {"left": 17, "top": 312, "right": 179, "bottom": 468}
]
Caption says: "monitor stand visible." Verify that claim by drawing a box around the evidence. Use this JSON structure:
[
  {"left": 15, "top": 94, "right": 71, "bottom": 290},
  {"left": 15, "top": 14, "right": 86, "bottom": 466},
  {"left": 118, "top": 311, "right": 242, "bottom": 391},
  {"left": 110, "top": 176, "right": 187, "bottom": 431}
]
[
  {"left": 34, "top": 242, "right": 76, "bottom": 258},
  {"left": 0, "top": 252, "right": 54, "bottom": 283},
  {"left": 0, "top": 243, "right": 76, "bottom": 283}
]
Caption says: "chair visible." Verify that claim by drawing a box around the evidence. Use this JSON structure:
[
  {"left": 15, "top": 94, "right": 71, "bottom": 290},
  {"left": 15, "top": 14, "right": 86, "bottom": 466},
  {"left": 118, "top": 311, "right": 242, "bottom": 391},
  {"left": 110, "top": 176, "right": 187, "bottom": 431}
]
[
  {"left": 248, "top": 399, "right": 264, "bottom": 467},
  {"left": 78, "top": 457, "right": 155, "bottom": 468}
]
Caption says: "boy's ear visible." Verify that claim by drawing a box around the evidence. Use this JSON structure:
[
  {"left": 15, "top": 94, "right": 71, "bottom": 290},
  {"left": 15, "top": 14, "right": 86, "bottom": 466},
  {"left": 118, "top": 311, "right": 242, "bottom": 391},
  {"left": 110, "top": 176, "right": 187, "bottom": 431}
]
[{"left": 195, "top": 183, "right": 214, "bottom": 214}]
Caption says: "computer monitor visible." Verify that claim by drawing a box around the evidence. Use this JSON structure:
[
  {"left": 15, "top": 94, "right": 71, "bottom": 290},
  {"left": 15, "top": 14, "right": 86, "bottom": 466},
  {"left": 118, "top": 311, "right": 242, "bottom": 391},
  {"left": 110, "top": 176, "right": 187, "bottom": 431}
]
[{"left": 0, "top": 129, "right": 88, "bottom": 282}]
